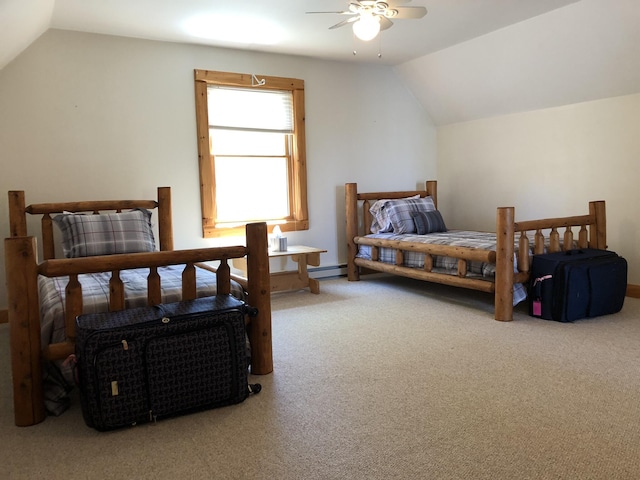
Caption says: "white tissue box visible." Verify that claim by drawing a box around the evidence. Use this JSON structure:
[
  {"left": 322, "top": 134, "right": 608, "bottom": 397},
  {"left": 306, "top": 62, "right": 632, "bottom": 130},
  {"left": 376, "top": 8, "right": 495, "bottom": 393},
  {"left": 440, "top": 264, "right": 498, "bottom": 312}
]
[{"left": 271, "top": 236, "right": 287, "bottom": 251}]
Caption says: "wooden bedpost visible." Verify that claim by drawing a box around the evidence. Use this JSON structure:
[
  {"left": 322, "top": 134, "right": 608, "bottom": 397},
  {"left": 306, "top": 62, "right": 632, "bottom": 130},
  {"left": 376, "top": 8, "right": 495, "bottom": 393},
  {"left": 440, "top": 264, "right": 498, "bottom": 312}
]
[
  {"left": 245, "top": 222, "right": 273, "bottom": 375},
  {"left": 157, "top": 187, "right": 174, "bottom": 251},
  {"left": 345, "top": 183, "right": 360, "bottom": 281},
  {"left": 589, "top": 200, "right": 607, "bottom": 249},
  {"left": 495, "top": 207, "right": 515, "bottom": 322},
  {"left": 5, "top": 236, "right": 46, "bottom": 426},
  {"left": 8, "top": 191, "right": 27, "bottom": 237},
  {"left": 425, "top": 180, "right": 437, "bottom": 208}
]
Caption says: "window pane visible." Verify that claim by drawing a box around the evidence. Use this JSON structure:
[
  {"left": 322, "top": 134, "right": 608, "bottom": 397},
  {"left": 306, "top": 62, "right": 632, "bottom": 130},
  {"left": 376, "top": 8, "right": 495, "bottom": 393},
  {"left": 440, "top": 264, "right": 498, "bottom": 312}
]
[
  {"left": 215, "top": 156, "right": 289, "bottom": 222},
  {"left": 210, "top": 129, "right": 286, "bottom": 156}
]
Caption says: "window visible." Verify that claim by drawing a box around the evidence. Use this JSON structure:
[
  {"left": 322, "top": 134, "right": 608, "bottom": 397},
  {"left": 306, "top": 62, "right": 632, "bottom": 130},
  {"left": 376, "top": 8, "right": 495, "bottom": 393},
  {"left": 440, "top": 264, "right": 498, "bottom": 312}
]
[{"left": 194, "top": 70, "right": 309, "bottom": 238}]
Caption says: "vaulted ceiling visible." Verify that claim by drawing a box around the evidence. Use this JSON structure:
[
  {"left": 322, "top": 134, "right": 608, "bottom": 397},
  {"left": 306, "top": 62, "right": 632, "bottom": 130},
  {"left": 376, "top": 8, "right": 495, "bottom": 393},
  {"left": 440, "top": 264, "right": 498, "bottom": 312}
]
[{"left": 1, "top": 0, "right": 639, "bottom": 125}]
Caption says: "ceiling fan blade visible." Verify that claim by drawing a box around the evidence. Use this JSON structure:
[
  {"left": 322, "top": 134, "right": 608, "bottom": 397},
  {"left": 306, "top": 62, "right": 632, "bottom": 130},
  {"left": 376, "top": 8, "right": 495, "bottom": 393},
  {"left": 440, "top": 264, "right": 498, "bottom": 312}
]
[
  {"left": 391, "top": 6, "right": 427, "bottom": 19},
  {"left": 379, "top": 16, "right": 393, "bottom": 31},
  {"left": 329, "top": 17, "right": 358, "bottom": 30},
  {"left": 306, "top": 11, "right": 353, "bottom": 15},
  {"left": 383, "top": 0, "right": 412, "bottom": 7}
]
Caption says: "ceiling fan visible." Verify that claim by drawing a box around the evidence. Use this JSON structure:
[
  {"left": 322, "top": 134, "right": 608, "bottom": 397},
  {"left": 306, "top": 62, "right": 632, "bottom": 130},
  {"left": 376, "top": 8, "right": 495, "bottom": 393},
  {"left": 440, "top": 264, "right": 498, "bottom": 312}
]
[{"left": 307, "top": 1, "right": 427, "bottom": 41}]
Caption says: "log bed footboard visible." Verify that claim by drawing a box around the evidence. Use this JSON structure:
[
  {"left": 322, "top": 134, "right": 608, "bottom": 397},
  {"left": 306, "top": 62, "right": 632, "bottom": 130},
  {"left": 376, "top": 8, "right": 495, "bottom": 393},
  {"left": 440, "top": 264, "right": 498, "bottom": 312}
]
[
  {"left": 345, "top": 182, "right": 606, "bottom": 323},
  {"left": 5, "top": 188, "right": 272, "bottom": 427}
]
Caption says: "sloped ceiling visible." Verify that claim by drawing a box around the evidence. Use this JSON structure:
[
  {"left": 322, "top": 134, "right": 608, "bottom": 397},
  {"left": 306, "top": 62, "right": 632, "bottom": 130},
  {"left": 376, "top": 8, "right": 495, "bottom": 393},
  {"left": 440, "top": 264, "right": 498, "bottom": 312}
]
[
  {"left": 395, "top": 0, "right": 640, "bottom": 125},
  {"left": 1, "top": 0, "right": 638, "bottom": 126},
  {"left": 0, "top": 0, "right": 53, "bottom": 68}
]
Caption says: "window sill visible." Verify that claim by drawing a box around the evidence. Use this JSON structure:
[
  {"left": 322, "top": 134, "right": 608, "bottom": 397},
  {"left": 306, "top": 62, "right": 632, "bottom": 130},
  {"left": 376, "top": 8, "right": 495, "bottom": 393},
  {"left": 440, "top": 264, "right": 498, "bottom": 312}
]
[{"left": 203, "top": 219, "right": 309, "bottom": 239}]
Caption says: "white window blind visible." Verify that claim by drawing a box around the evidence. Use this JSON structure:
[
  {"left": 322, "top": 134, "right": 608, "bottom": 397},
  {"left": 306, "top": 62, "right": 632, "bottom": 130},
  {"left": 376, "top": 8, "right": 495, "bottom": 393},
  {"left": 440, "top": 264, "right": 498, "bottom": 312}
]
[{"left": 207, "top": 86, "right": 294, "bottom": 133}]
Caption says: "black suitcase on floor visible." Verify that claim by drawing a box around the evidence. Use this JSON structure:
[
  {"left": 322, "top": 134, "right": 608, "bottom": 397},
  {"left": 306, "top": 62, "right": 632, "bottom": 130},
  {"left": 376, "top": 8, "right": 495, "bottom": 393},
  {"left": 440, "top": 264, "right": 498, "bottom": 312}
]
[
  {"left": 529, "top": 249, "right": 627, "bottom": 322},
  {"left": 76, "top": 295, "right": 260, "bottom": 431}
]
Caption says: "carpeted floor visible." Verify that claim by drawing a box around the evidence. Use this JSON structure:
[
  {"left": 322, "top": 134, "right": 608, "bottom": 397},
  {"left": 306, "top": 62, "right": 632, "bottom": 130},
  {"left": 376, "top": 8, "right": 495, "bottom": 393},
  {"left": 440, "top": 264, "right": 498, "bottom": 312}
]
[{"left": 2, "top": 274, "right": 640, "bottom": 479}]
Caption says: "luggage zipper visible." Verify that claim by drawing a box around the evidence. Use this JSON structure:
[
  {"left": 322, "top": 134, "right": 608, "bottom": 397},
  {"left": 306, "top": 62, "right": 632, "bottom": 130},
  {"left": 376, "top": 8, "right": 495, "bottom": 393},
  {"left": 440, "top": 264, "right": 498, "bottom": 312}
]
[
  {"left": 533, "top": 275, "right": 552, "bottom": 285},
  {"left": 87, "top": 338, "right": 136, "bottom": 429}
]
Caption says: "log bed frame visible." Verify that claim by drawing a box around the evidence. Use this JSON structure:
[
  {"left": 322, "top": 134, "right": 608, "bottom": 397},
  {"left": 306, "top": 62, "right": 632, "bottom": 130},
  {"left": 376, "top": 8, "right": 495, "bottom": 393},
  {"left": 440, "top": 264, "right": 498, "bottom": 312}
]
[
  {"left": 345, "top": 181, "right": 607, "bottom": 322},
  {"left": 5, "top": 187, "right": 272, "bottom": 426}
]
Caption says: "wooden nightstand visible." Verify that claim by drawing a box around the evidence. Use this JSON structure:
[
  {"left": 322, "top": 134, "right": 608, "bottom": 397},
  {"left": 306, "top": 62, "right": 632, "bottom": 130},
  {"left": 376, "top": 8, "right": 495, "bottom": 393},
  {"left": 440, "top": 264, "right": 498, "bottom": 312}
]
[{"left": 232, "top": 245, "right": 327, "bottom": 294}]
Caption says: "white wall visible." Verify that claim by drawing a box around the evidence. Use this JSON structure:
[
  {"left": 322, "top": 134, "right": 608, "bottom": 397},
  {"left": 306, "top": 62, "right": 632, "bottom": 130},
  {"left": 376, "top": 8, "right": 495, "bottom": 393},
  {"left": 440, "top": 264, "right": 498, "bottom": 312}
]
[
  {"left": 0, "top": 29, "right": 437, "bottom": 309},
  {"left": 437, "top": 93, "right": 640, "bottom": 284}
]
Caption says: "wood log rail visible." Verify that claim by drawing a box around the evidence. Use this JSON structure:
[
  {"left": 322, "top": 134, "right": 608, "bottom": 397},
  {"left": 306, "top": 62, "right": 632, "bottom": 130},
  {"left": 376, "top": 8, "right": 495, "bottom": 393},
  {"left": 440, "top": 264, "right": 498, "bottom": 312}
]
[
  {"left": 354, "top": 257, "right": 498, "bottom": 293},
  {"left": 35, "top": 247, "right": 245, "bottom": 362},
  {"left": 355, "top": 236, "right": 497, "bottom": 264},
  {"left": 513, "top": 207, "right": 605, "bottom": 274},
  {"left": 353, "top": 205, "right": 604, "bottom": 289}
]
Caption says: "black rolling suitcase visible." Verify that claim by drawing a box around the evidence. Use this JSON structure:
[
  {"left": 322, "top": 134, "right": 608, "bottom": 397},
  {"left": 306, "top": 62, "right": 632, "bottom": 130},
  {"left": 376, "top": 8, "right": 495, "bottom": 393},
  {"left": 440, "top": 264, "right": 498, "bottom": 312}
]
[
  {"left": 76, "top": 295, "right": 261, "bottom": 431},
  {"left": 529, "top": 249, "right": 627, "bottom": 322}
]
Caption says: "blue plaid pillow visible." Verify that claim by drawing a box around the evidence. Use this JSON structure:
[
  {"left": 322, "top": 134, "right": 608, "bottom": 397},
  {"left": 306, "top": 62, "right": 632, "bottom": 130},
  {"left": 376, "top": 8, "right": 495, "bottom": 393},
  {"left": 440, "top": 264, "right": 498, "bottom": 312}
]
[
  {"left": 383, "top": 197, "right": 436, "bottom": 234},
  {"left": 54, "top": 209, "right": 156, "bottom": 258},
  {"left": 412, "top": 210, "right": 447, "bottom": 234},
  {"left": 369, "top": 195, "right": 420, "bottom": 233}
]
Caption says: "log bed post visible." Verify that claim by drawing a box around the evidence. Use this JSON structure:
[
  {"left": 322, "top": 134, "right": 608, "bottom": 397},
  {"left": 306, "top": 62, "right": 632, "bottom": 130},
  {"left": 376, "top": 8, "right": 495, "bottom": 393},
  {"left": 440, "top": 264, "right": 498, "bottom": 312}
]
[
  {"left": 589, "top": 200, "right": 607, "bottom": 249},
  {"left": 8, "top": 191, "right": 27, "bottom": 237},
  {"left": 345, "top": 183, "right": 360, "bottom": 281},
  {"left": 495, "top": 207, "right": 515, "bottom": 322},
  {"left": 157, "top": 186, "right": 174, "bottom": 251},
  {"left": 425, "top": 180, "right": 437, "bottom": 208},
  {"left": 245, "top": 222, "right": 273, "bottom": 375},
  {"left": 4, "top": 236, "right": 46, "bottom": 426}
]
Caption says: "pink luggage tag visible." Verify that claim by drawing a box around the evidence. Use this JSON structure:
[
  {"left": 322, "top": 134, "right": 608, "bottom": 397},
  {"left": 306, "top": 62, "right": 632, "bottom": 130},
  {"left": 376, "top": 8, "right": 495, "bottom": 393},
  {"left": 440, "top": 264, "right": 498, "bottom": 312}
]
[
  {"left": 531, "top": 275, "right": 552, "bottom": 317},
  {"left": 532, "top": 300, "right": 542, "bottom": 316}
]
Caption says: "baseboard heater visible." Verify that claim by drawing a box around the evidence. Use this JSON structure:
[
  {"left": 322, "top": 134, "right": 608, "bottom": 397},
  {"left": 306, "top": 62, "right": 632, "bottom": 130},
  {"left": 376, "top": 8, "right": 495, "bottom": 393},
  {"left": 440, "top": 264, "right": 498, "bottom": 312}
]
[{"left": 308, "top": 264, "right": 348, "bottom": 280}]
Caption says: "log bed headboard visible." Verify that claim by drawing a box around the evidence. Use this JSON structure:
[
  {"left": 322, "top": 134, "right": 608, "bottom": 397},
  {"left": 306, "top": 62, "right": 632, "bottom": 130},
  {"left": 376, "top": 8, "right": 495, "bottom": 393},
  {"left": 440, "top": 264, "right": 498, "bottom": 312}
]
[
  {"left": 345, "top": 181, "right": 437, "bottom": 281},
  {"left": 8, "top": 187, "right": 174, "bottom": 258}
]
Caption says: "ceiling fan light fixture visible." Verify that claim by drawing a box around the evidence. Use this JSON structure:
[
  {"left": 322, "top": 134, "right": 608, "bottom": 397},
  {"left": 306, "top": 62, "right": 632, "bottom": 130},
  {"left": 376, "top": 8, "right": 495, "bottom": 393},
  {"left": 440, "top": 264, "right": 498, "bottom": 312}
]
[{"left": 352, "top": 13, "right": 381, "bottom": 41}]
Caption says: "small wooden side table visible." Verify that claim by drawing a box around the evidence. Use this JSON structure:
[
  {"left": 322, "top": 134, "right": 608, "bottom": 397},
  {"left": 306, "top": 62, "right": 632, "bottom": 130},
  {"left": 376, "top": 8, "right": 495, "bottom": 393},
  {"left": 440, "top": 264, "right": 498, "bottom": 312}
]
[
  {"left": 268, "top": 245, "right": 327, "bottom": 294},
  {"left": 232, "top": 245, "right": 327, "bottom": 294}
]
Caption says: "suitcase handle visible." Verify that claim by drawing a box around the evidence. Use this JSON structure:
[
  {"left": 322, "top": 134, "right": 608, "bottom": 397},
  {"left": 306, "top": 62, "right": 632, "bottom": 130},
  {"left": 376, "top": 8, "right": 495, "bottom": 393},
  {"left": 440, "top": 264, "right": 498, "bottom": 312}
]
[{"left": 243, "top": 305, "right": 259, "bottom": 317}]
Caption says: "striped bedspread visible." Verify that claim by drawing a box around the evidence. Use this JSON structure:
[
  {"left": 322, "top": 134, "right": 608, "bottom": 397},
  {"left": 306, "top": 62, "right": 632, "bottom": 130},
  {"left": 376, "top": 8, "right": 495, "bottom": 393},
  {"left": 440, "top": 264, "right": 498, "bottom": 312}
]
[{"left": 356, "top": 230, "right": 528, "bottom": 305}]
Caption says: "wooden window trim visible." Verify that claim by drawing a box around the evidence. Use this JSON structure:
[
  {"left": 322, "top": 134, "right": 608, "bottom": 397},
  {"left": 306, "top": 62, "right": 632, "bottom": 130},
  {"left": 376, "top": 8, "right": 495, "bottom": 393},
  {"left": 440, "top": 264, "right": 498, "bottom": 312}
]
[{"left": 194, "top": 69, "right": 309, "bottom": 238}]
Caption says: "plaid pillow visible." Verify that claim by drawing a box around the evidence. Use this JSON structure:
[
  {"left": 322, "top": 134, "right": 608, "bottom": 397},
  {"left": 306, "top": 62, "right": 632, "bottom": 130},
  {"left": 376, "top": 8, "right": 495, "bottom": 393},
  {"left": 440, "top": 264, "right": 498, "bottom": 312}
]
[
  {"left": 369, "top": 195, "right": 420, "bottom": 233},
  {"left": 384, "top": 196, "right": 436, "bottom": 234},
  {"left": 54, "top": 209, "right": 156, "bottom": 258},
  {"left": 412, "top": 210, "right": 447, "bottom": 234}
]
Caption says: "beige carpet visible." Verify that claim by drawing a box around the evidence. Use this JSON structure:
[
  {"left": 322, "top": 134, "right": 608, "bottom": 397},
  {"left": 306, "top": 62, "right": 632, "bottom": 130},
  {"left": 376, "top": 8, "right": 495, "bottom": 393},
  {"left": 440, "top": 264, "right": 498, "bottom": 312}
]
[{"left": 2, "top": 275, "right": 640, "bottom": 479}]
